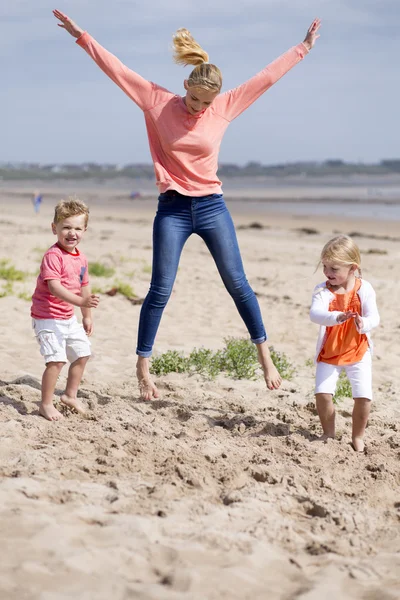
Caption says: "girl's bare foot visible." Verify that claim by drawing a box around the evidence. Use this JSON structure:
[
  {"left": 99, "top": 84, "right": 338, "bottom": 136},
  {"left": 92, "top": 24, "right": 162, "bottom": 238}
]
[
  {"left": 39, "top": 403, "right": 63, "bottom": 421},
  {"left": 352, "top": 436, "right": 365, "bottom": 452},
  {"left": 136, "top": 360, "right": 159, "bottom": 401},
  {"left": 60, "top": 393, "right": 86, "bottom": 415},
  {"left": 315, "top": 433, "right": 335, "bottom": 443}
]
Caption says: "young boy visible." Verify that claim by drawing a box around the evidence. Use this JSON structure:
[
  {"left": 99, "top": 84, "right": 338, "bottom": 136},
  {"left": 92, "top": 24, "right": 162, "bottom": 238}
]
[{"left": 31, "top": 198, "right": 99, "bottom": 421}]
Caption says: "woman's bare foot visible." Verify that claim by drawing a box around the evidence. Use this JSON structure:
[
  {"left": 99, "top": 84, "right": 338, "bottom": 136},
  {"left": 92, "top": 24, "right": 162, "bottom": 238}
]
[
  {"left": 60, "top": 393, "right": 86, "bottom": 415},
  {"left": 136, "top": 358, "right": 159, "bottom": 401},
  {"left": 262, "top": 357, "right": 282, "bottom": 390},
  {"left": 352, "top": 436, "right": 365, "bottom": 452},
  {"left": 39, "top": 403, "right": 63, "bottom": 421},
  {"left": 256, "top": 343, "right": 282, "bottom": 390}
]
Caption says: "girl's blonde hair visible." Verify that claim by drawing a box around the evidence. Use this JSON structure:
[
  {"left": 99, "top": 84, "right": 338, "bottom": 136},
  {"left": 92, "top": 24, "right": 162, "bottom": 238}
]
[
  {"left": 53, "top": 198, "right": 89, "bottom": 227},
  {"left": 320, "top": 234, "right": 362, "bottom": 277},
  {"left": 172, "top": 28, "right": 222, "bottom": 93}
]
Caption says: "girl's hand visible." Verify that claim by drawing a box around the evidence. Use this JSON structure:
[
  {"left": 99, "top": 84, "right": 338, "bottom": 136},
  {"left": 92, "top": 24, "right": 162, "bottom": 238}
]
[
  {"left": 336, "top": 311, "right": 357, "bottom": 324},
  {"left": 53, "top": 9, "right": 84, "bottom": 39},
  {"left": 303, "top": 18, "right": 321, "bottom": 51},
  {"left": 354, "top": 312, "right": 363, "bottom": 332}
]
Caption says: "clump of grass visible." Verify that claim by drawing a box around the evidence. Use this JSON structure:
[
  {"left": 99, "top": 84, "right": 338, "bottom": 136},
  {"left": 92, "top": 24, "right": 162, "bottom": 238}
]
[
  {"left": 114, "top": 281, "right": 136, "bottom": 298},
  {"left": 269, "top": 346, "right": 296, "bottom": 380},
  {"left": 91, "top": 285, "right": 105, "bottom": 295},
  {"left": 188, "top": 347, "right": 223, "bottom": 379},
  {"left": 305, "top": 357, "right": 314, "bottom": 368},
  {"left": 89, "top": 262, "right": 115, "bottom": 278},
  {"left": 333, "top": 372, "right": 352, "bottom": 403},
  {"left": 0, "top": 260, "right": 27, "bottom": 281},
  {"left": 18, "top": 291, "right": 32, "bottom": 302},
  {"left": 219, "top": 337, "right": 259, "bottom": 380},
  {"left": 150, "top": 337, "right": 295, "bottom": 381},
  {"left": 142, "top": 264, "right": 152, "bottom": 274},
  {"left": 0, "top": 282, "right": 14, "bottom": 298},
  {"left": 150, "top": 350, "right": 189, "bottom": 376}
]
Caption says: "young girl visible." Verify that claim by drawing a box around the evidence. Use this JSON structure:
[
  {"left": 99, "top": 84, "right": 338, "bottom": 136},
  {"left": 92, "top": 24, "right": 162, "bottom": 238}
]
[
  {"left": 53, "top": 9, "right": 320, "bottom": 400},
  {"left": 309, "top": 235, "right": 380, "bottom": 452}
]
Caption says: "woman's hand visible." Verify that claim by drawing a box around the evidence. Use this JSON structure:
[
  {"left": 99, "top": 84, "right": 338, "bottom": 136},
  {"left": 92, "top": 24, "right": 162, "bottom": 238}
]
[
  {"left": 303, "top": 18, "right": 321, "bottom": 51},
  {"left": 53, "top": 9, "right": 84, "bottom": 39}
]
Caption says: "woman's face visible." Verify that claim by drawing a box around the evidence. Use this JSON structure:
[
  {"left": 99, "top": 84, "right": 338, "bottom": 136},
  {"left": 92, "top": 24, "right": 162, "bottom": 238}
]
[{"left": 183, "top": 82, "right": 219, "bottom": 115}]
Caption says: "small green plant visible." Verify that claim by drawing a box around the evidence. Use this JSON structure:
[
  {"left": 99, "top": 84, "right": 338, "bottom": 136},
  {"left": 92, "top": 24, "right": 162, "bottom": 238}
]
[
  {"left": 18, "top": 291, "right": 32, "bottom": 302},
  {"left": 142, "top": 264, "right": 152, "bottom": 274},
  {"left": 305, "top": 357, "right": 314, "bottom": 368},
  {"left": 333, "top": 372, "right": 352, "bottom": 403},
  {"left": 0, "top": 282, "right": 14, "bottom": 298},
  {"left": 0, "top": 260, "right": 27, "bottom": 281},
  {"left": 150, "top": 350, "right": 189, "bottom": 376},
  {"left": 269, "top": 346, "right": 296, "bottom": 380},
  {"left": 149, "top": 338, "right": 295, "bottom": 382},
  {"left": 219, "top": 337, "right": 259, "bottom": 380},
  {"left": 91, "top": 285, "right": 105, "bottom": 295},
  {"left": 188, "top": 347, "right": 223, "bottom": 379},
  {"left": 89, "top": 262, "right": 115, "bottom": 277},
  {"left": 114, "top": 281, "right": 136, "bottom": 298}
]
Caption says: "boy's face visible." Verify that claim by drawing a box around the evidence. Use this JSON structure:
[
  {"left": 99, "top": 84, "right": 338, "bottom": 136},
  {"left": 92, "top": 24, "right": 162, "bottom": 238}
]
[{"left": 51, "top": 214, "right": 87, "bottom": 253}]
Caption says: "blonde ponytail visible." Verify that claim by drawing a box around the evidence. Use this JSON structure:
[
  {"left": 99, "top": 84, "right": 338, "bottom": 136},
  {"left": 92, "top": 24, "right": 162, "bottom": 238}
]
[{"left": 172, "top": 28, "right": 222, "bottom": 93}]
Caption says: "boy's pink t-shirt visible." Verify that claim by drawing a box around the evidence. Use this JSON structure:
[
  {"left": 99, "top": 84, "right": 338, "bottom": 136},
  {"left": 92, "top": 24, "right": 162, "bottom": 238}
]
[
  {"left": 31, "top": 243, "right": 89, "bottom": 320},
  {"left": 76, "top": 33, "right": 308, "bottom": 196}
]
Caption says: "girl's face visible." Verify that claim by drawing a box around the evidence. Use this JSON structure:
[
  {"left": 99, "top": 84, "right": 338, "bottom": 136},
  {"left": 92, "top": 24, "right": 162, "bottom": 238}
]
[
  {"left": 322, "top": 259, "right": 357, "bottom": 287},
  {"left": 183, "top": 83, "right": 219, "bottom": 115}
]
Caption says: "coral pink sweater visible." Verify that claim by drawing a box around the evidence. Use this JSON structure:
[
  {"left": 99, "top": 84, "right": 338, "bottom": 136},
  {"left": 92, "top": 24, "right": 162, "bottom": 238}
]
[{"left": 77, "top": 33, "right": 308, "bottom": 196}]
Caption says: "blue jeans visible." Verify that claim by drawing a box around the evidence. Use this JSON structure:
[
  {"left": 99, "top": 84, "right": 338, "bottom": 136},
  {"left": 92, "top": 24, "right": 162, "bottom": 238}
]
[{"left": 136, "top": 191, "right": 267, "bottom": 357}]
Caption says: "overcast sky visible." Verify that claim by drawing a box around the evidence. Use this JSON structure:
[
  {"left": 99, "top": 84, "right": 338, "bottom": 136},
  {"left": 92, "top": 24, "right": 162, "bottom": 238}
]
[{"left": 1, "top": 0, "right": 398, "bottom": 165}]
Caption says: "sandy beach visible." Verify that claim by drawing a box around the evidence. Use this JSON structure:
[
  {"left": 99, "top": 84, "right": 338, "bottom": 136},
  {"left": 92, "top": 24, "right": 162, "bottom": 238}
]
[{"left": 0, "top": 182, "right": 399, "bottom": 599}]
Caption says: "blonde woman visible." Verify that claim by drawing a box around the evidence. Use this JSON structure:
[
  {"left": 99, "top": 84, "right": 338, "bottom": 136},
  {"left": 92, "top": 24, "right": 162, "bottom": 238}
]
[
  {"left": 310, "top": 235, "right": 380, "bottom": 452},
  {"left": 53, "top": 9, "right": 321, "bottom": 400}
]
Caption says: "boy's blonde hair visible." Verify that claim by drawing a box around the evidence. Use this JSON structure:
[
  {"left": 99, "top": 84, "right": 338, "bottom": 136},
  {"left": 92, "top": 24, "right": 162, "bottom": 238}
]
[
  {"left": 320, "top": 234, "right": 362, "bottom": 277},
  {"left": 53, "top": 198, "right": 89, "bottom": 227},
  {"left": 172, "top": 28, "right": 222, "bottom": 93}
]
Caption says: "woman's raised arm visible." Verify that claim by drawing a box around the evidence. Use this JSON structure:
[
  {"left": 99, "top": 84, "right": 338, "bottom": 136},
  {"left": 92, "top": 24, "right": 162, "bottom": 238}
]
[{"left": 53, "top": 9, "right": 84, "bottom": 39}]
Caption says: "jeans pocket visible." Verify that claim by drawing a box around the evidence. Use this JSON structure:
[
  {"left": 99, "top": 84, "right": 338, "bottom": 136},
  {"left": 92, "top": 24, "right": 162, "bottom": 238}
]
[{"left": 158, "top": 192, "right": 177, "bottom": 204}]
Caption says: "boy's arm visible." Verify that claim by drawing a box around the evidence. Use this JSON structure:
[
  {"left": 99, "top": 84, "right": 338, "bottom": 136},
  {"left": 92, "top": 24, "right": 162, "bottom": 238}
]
[
  {"left": 80, "top": 285, "right": 95, "bottom": 336},
  {"left": 47, "top": 279, "right": 99, "bottom": 309}
]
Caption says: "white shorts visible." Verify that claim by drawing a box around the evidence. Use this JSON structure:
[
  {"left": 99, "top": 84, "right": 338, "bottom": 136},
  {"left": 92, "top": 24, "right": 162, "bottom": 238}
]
[
  {"left": 315, "top": 350, "right": 372, "bottom": 400},
  {"left": 32, "top": 316, "right": 91, "bottom": 364}
]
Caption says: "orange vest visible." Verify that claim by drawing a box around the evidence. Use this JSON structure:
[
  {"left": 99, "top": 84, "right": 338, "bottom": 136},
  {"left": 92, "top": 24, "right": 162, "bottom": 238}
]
[{"left": 318, "top": 279, "right": 368, "bottom": 365}]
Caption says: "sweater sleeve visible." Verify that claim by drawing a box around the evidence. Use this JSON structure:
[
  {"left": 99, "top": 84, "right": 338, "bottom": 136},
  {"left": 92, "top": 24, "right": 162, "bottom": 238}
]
[
  {"left": 309, "top": 286, "right": 342, "bottom": 326},
  {"left": 358, "top": 283, "right": 380, "bottom": 334},
  {"left": 76, "top": 32, "right": 172, "bottom": 111},
  {"left": 213, "top": 43, "right": 308, "bottom": 122}
]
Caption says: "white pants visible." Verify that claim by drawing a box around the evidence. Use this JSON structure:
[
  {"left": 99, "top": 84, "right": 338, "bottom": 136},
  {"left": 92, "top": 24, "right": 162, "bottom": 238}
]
[
  {"left": 315, "top": 350, "right": 372, "bottom": 400},
  {"left": 33, "top": 316, "right": 91, "bottom": 364}
]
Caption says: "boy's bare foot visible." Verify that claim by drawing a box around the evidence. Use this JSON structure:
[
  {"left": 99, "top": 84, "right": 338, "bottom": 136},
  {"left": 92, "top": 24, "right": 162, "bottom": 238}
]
[
  {"left": 60, "top": 393, "right": 86, "bottom": 415},
  {"left": 39, "top": 403, "right": 64, "bottom": 421},
  {"left": 352, "top": 437, "right": 365, "bottom": 452}
]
